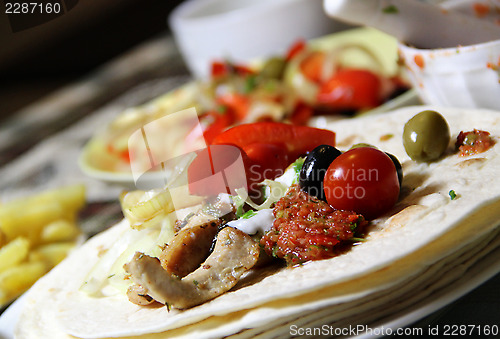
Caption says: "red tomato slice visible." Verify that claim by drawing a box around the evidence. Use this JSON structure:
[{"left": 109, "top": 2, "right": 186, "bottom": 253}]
[
  {"left": 243, "top": 143, "right": 289, "bottom": 191},
  {"left": 211, "top": 122, "right": 336, "bottom": 160},
  {"left": 217, "top": 93, "right": 250, "bottom": 122},
  {"left": 323, "top": 147, "right": 399, "bottom": 220},
  {"left": 184, "top": 110, "right": 235, "bottom": 146},
  {"left": 233, "top": 64, "right": 254, "bottom": 76},
  {"left": 300, "top": 51, "right": 325, "bottom": 83},
  {"left": 187, "top": 145, "right": 249, "bottom": 197},
  {"left": 210, "top": 61, "right": 254, "bottom": 78},
  {"left": 211, "top": 61, "right": 227, "bottom": 78},
  {"left": 286, "top": 39, "right": 306, "bottom": 61},
  {"left": 289, "top": 101, "right": 313, "bottom": 125},
  {"left": 202, "top": 110, "right": 235, "bottom": 145},
  {"left": 317, "top": 69, "right": 382, "bottom": 111}
]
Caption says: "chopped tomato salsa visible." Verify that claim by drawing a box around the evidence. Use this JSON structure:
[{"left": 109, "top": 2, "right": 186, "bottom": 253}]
[
  {"left": 456, "top": 129, "right": 495, "bottom": 156},
  {"left": 260, "top": 185, "right": 367, "bottom": 266}
]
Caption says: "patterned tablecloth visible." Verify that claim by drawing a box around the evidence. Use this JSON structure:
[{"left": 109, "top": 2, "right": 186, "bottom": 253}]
[{"left": 0, "top": 32, "right": 498, "bottom": 337}]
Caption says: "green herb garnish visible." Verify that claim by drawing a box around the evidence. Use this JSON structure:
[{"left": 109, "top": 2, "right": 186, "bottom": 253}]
[
  {"left": 293, "top": 157, "right": 305, "bottom": 182},
  {"left": 233, "top": 195, "right": 246, "bottom": 218},
  {"left": 350, "top": 237, "right": 367, "bottom": 242},
  {"left": 241, "top": 210, "right": 257, "bottom": 219},
  {"left": 244, "top": 75, "right": 257, "bottom": 93},
  {"left": 272, "top": 245, "right": 280, "bottom": 258},
  {"left": 217, "top": 105, "right": 228, "bottom": 114},
  {"left": 382, "top": 5, "right": 398, "bottom": 14},
  {"left": 449, "top": 190, "right": 458, "bottom": 200},
  {"left": 236, "top": 205, "right": 245, "bottom": 218},
  {"left": 380, "top": 133, "right": 394, "bottom": 141}
]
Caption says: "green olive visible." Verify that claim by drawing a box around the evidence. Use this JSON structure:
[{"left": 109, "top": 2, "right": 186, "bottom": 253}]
[
  {"left": 403, "top": 110, "right": 450, "bottom": 162},
  {"left": 259, "top": 57, "right": 286, "bottom": 80},
  {"left": 349, "top": 143, "right": 377, "bottom": 150}
]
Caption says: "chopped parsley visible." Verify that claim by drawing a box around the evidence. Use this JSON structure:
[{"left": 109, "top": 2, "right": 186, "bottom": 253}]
[
  {"left": 293, "top": 157, "right": 305, "bottom": 178},
  {"left": 233, "top": 195, "right": 246, "bottom": 218},
  {"left": 382, "top": 5, "right": 398, "bottom": 14},
  {"left": 241, "top": 210, "right": 257, "bottom": 219},
  {"left": 236, "top": 205, "right": 245, "bottom": 218},
  {"left": 380, "top": 133, "right": 394, "bottom": 141},
  {"left": 449, "top": 190, "right": 458, "bottom": 200},
  {"left": 271, "top": 245, "right": 280, "bottom": 258}
]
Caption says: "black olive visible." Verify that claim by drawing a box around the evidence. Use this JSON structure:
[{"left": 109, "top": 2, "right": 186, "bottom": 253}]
[
  {"left": 299, "top": 145, "right": 342, "bottom": 201},
  {"left": 386, "top": 152, "right": 403, "bottom": 187}
]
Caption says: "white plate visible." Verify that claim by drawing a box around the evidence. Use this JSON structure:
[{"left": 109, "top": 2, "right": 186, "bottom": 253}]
[{"left": 0, "top": 294, "right": 25, "bottom": 339}]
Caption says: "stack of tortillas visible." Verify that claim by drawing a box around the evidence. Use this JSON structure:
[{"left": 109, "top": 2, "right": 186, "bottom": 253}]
[{"left": 14, "top": 106, "right": 500, "bottom": 338}]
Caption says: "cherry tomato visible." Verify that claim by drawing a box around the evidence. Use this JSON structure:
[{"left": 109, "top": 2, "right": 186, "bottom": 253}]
[
  {"left": 317, "top": 69, "right": 382, "bottom": 111},
  {"left": 323, "top": 147, "right": 399, "bottom": 220},
  {"left": 211, "top": 122, "right": 335, "bottom": 161}
]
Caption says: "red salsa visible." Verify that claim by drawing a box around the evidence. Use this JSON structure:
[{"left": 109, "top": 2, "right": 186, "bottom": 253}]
[
  {"left": 456, "top": 129, "right": 494, "bottom": 156},
  {"left": 260, "top": 185, "right": 367, "bottom": 266}
]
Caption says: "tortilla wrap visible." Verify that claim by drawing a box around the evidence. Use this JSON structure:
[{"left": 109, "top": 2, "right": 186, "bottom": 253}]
[{"left": 15, "top": 106, "right": 500, "bottom": 338}]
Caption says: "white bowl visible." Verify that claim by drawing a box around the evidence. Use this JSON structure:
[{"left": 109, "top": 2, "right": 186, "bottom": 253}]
[
  {"left": 168, "top": 0, "right": 349, "bottom": 79},
  {"left": 398, "top": 0, "right": 500, "bottom": 110},
  {"left": 398, "top": 40, "right": 500, "bottom": 110}
]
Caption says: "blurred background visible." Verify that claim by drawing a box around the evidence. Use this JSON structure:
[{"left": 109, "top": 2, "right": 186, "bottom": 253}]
[
  {"left": 0, "top": 0, "right": 453, "bottom": 123},
  {"left": 0, "top": 0, "right": 185, "bottom": 121},
  {"left": 0, "top": 0, "right": 499, "bottom": 333}
]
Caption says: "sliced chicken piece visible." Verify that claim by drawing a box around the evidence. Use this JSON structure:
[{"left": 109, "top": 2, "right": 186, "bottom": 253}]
[
  {"left": 175, "top": 195, "right": 236, "bottom": 232},
  {"left": 159, "top": 219, "right": 220, "bottom": 278},
  {"left": 124, "top": 227, "right": 259, "bottom": 309}
]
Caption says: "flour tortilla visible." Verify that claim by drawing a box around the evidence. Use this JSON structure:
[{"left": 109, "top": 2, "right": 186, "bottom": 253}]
[
  {"left": 15, "top": 106, "right": 500, "bottom": 338},
  {"left": 227, "top": 227, "right": 500, "bottom": 339}
]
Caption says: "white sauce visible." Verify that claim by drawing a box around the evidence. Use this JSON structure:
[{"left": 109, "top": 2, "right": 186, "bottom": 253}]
[
  {"left": 275, "top": 166, "right": 298, "bottom": 187},
  {"left": 227, "top": 209, "right": 274, "bottom": 235}
]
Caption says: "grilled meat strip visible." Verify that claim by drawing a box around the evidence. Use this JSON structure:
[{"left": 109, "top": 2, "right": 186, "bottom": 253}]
[
  {"left": 159, "top": 219, "right": 220, "bottom": 278},
  {"left": 124, "top": 227, "right": 259, "bottom": 309}
]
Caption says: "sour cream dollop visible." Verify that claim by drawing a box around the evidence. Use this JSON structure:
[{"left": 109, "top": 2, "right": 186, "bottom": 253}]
[{"left": 226, "top": 209, "right": 274, "bottom": 235}]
